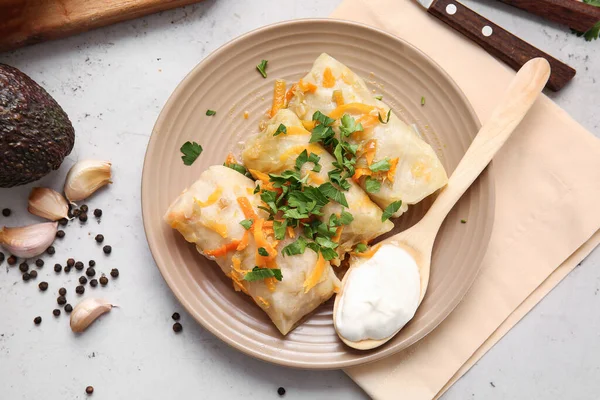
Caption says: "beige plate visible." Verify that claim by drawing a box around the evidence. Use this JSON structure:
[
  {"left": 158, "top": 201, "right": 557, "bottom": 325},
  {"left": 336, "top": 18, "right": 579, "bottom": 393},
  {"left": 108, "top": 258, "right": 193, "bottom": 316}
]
[{"left": 141, "top": 19, "right": 494, "bottom": 369}]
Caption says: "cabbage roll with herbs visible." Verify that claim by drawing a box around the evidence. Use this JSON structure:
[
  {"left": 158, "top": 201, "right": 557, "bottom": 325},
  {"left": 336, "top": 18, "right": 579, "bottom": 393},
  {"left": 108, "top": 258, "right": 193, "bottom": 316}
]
[
  {"left": 242, "top": 109, "right": 393, "bottom": 262},
  {"left": 164, "top": 165, "right": 340, "bottom": 335},
  {"left": 288, "top": 53, "right": 448, "bottom": 217}
]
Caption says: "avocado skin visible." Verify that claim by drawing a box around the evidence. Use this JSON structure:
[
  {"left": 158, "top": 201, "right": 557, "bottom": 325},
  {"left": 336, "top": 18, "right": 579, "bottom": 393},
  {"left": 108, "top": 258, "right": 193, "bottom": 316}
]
[{"left": 0, "top": 64, "right": 75, "bottom": 187}]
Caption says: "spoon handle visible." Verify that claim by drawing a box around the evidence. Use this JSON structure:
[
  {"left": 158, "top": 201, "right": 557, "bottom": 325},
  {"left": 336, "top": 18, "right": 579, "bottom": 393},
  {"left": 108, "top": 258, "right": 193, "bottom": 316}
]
[{"left": 421, "top": 58, "right": 551, "bottom": 232}]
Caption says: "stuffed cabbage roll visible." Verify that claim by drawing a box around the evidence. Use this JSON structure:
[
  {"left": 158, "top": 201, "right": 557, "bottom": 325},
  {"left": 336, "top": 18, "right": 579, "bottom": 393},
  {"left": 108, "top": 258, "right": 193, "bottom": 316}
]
[
  {"left": 242, "top": 109, "right": 393, "bottom": 261},
  {"left": 164, "top": 165, "right": 340, "bottom": 335},
  {"left": 288, "top": 53, "right": 448, "bottom": 217}
]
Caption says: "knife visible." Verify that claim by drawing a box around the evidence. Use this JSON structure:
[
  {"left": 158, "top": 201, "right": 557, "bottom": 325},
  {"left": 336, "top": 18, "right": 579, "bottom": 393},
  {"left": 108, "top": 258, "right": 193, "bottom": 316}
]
[{"left": 416, "top": 0, "right": 576, "bottom": 91}]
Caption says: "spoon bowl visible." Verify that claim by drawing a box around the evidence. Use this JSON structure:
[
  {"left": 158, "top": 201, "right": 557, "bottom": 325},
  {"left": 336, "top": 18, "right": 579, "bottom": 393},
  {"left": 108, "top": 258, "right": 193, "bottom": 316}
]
[{"left": 334, "top": 57, "right": 552, "bottom": 350}]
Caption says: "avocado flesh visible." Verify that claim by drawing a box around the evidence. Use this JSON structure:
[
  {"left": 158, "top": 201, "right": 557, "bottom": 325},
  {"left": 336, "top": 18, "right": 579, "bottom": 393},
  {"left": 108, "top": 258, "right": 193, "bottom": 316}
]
[{"left": 0, "top": 63, "right": 75, "bottom": 187}]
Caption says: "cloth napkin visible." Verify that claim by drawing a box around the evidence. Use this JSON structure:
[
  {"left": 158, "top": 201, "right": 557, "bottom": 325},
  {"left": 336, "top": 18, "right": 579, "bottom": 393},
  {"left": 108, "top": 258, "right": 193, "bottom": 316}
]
[{"left": 331, "top": 1, "right": 600, "bottom": 399}]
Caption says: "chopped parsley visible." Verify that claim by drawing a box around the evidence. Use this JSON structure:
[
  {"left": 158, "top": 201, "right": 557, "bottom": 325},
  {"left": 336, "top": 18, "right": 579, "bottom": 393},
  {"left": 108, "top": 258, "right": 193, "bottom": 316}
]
[
  {"left": 256, "top": 59, "right": 268, "bottom": 78},
  {"left": 240, "top": 219, "right": 253, "bottom": 230},
  {"left": 354, "top": 243, "right": 368, "bottom": 253},
  {"left": 421, "top": 96, "right": 426, "bottom": 106},
  {"left": 206, "top": 109, "right": 216, "bottom": 116},
  {"left": 180, "top": 141, "right": 203, "bottom": 166},
  {"left": 243, "top": 267, "right": 282, "bottom": 282},
  {"left": 365, "top": 176, "right": 381, "bottom": 193},
  {"left": 382, "top": 200, "right": 402, "bottom": 221},
  {"left": 224, "top": 162, "right": 252, "bottom": 178},
  {"left": 369, "top": 158, "right": 391, "bottom": 173},
  {"left": 378, "top": 109, "right": 392, "bottom": 124},
  {"left": 273, "top": 124, "right": 287, "bottom": 136},
  {"left": 374, "top": 95, "right": 383, "bottom": 101},
  {"left": 339, "top": 114, "right": 363, "bottom": 137},
  {"left": 319, "top": 182, "right": 348, "bottom": 207},
  {"left": 258, "top": 247, "right": 269, "bottom": 256},
  {"left": 295, "top": 150, "right": 321, "bottom": 172},
  {"left": 461, "top": 219, "right": 467, "bottom": 224},
  {"left": 282, "top": 236, "right": 307, "bottom": 256}
]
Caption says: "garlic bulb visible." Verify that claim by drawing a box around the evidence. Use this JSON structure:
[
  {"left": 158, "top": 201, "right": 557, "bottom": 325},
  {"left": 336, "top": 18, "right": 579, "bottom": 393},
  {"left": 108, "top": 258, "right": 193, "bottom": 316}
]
[
  {"left": 70, "top": 298, "right": 114, "bottom": 333},
  {"left": 28, "top": 187, "right": 69, "bottom": 221},
  {"left": 64, "top": 160, "right": 112, "bottom": 202},
  {"left": 0, "top": 222, "right": 57, "bottom": 258}
]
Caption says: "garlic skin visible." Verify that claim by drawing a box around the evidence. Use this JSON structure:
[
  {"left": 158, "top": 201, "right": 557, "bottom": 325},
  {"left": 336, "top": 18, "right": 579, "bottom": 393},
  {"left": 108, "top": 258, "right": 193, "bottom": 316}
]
[
  {"left": 70, "top": 298, "right": 114, "bottom": 333},
  {"left": 64, "top": 160, "right": 112, "bottom": 202},
  {"left": 0, "top": 222, "right": 57, "bottom": 258},
  {"left": 28, "top": 187, "right": 69, "bottom": 221}
]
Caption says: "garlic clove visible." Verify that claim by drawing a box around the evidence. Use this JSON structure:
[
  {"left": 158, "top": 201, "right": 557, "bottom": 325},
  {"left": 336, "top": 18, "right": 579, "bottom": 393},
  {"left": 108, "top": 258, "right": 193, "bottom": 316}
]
[
  {"left": 0, "top": 222, "right": 57, "bottom": 258},
  {"left": 70, "top": 298, "right": 114, "bottom": 333},
  {"left": 28, "top": 187, "right": 69, "bottom": 221},
  {"left": 64, "top": 160, "right": 112, "bottom": 203}
]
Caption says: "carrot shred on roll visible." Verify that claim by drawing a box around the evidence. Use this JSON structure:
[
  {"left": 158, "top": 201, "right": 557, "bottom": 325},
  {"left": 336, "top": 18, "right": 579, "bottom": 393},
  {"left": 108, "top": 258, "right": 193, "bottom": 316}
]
[
  {"left": 387, "top": 158, "right": 399, "bottom": 183},
  {"left": 204, "top": 240, "right": 241, "bottom": 257},
  {"left": 237, "top": 196, "right": 258, "bottom": 222},
  {"left": 270, "top": 79, "right": 287, "bottom": 118},
  {"left": 332, "top": 90, "right": 344, "bottom": 106},
  {"left": 298, "top": 79, "right": 317, "bottom": 94},
  {"left": 225, "top": 152, "right": 237, "bottom": 165},
  {"left": 323, "top": 67, "right": 336, "bottom": 88},
  {"left": 284, "top": 83, "right": 298, "bottom": 104},
  {"left": 352, "top": 168, "right": 373, "bottom": 182},
  {"left": 332, "top": 226, "right": 343, "bottom": 243},
  {"left": 253, "top": 219, "right": 277, "bottom": 259},
  {"left": 286, "top": 226, "right": 295, "bottom": 238},
  {"left": 304, "top": 252, "right": 326, "bottom": 293},
  {"left": 236, "top": 230, "right": 250, "bottom": 251}
]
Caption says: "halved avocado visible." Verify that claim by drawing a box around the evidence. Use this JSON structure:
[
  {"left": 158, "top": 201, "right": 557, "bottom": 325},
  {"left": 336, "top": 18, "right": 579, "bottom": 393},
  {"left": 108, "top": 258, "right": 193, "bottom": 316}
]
[{"left": 0, "top": 63, "right": 75, "bottom": 187}]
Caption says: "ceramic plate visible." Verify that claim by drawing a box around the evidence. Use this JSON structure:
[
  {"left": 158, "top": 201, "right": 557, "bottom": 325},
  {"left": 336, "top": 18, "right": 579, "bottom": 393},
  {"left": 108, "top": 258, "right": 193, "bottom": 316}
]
[{"left": 142, "top": 19, "right": 494, "bottom": 369}]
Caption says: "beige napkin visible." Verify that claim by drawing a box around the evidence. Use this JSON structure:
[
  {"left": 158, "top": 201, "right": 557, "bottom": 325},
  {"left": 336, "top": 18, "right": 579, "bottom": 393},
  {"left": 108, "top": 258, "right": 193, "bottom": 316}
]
[{"left": 331, "top": 1, "right": 600, "bottom": 399}]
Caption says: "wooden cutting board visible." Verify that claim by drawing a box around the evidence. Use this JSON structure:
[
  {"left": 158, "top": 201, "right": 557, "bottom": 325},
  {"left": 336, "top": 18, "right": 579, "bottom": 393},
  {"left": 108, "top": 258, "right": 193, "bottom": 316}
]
[{"left": 0, "top": 0, "right": 204, "bottom": 53}]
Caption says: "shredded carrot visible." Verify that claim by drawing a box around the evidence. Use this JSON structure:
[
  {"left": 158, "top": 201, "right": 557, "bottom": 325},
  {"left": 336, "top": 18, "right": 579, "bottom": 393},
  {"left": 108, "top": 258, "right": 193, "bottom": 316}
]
[
  {"left": 270, "top": 79, "right": 287, "bottom": 118},
  {"left": 284, "top": 83, "right": 298, "bottom": 104},
  {"left": 263, "top": 221, "right": 274, "bottom": 228},
  {"left": 323, "top": 67, "right": 336, "bottom": 88},
  {"left": 352, "top": 168, "right": 373, "bottom": 182},
  {"left": 236, "top": 230, "right": 250, "bottom": 251},
  {"left": 248, "top": 169, "right": 270, "bottom": 184},
  {"left": 332, "top": 90, "right": 344, "bottom": 106},
  {"left": 231, "top": 255, "right": 250, "bottom": 275},
  {"left": 279, "top": 144, "right": 323, "bottom": 162},
  {"left": 237, "top": 197, "right": 258, "bottom": 222},
  {"left": 204, "top": 240, "right": 241, "bottom": 257},
  {"left": 256, "top": 296, "right": 270, "bottom": 308},
  {"left": 351, "top": 244, "right": 381, "bottom": 258},
  {"left": 204, "top": 220, "right": 228, "bottom": 238},
  {"left": 362, "top": 139, "right": 377, "bottom": 166},
  {"left": 304, "top": 252, "right": 326, "bottom": 293},
  {"left": 307, "top": 171, "right": 325, "bottom": 185},
  {"left": 298, "top": 79, "right": 318, "bottom": 94},
  {"left": 387, "top": 157, "right": 399, "bottom": 183},
  {"left": 195, "top": 187, "right": 223, "bottom": 208},
  {"left": 301, "top": 120, "right": 316, "bottom": 131},
  {"left": 357, "top": 114, "right": 380, "bottom": 130},
  {"left": 225, "top": 152, "right": 237, "bottom": 165},
  {"left": 286, "top": 226, "right": 295, "bottom": 238},
  {"left": 243, "top": 111, "right": 249, "bottom": 119},
  {"left": 285, "top": 126, "right": 310, "bottom": 136},
  {"left": 332, "top": 226, "right": 343, "bottom": 243},
  {"left": 265, "top": 277, "right": 277, "bottom": 292},
  {"left": 228, "top": 272, "right": 249, "bottom": 294},
  {"left": 253, "top": 219, "right": 277, "bottom": 259},
  {"left": 329, "top": 103, "right": 375, "bottom": 119}
]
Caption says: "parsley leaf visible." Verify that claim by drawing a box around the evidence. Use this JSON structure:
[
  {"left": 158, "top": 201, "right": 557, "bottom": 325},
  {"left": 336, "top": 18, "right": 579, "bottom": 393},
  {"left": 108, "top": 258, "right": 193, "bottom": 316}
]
[
  {"left": 365, "top": 176, "right": 381, "bottom": 193},
  {"left": 273, "top": 124, "right": 287, "bottom": 136},
  {"left": 273, "top": 220, "right": 287, "bottom": 240},
  {"left": 256, "top": 59, "right": 268, "bottom": 78},
  {"left": 282, "top": 236, "right": 307, "bottom": 256},
  {"left": 295, "top": 150, "right": 321, "bottom": 172},
  {"left": 339, "top": 114, "right": 363, "bottom": 137},
  {"left": 206, "top": 109, "right": 216, "bottom": 116},
  {"left": 374, "top": 95, "right": 383, "bottom": 101},
  {"left": 421, "top": 96, "right": 426, "bottom": 106},
  {"left": 258, "top": 247, "right": 269, "bottom": 256},
  {"left": 315, "top": 236, "right": 338, "bottom": 249},
  {"left": 312, "top": 111, "right": 335, "bottom": 126},
  {"left": 378, "top": 109, "right": 392, "bottom": 124},
  {"left": 309, "top": 123, "right": 335, "bottom": 144},
  {"left": 239, "top": 219, "right": 253, "bottom": 230},
  {"left": 320, "top": 247, "right": 338, "bottom": 261},
  {"left": 461, "top": 219, "right": 467, "bottom": 224},
  {"left": 318, "top": 182, "right": 348, "bottom": 207},
  {"left": 180, "top": 141, "right": 203, "bottom": 166},
  {"left": 224, "top": 162, "right": 252, "bottom": 178},
  {"left": 339, "top": 211, "right": 354, "bottom": 225},
  {"left": 354, "top": 243, "right": 368, "bottom": 253},
  {"left": 382, "top": 200, "right": 402, "bottom": 221},
  {"left": 243, "top": 267, "right": 282, "bottom": 282},
  {"left": 369, "top": 158, "right": 391, "bottom": 172}
]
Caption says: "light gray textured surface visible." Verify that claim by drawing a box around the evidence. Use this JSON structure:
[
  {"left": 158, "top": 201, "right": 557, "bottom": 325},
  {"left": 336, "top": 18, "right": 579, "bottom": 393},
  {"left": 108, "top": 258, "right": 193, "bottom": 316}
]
[{"left": 0, "top": 0, "right": 598, "bottom": 399}]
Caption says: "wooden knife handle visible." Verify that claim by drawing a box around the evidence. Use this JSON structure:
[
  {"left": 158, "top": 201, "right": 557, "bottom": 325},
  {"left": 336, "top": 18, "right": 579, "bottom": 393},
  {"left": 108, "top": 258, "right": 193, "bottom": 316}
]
[
  {"left": 428, "top": 0, "right": 576, "bottom": 91},
  {"left": 496, "top": 0, "right": 600, "bottom": 32}
]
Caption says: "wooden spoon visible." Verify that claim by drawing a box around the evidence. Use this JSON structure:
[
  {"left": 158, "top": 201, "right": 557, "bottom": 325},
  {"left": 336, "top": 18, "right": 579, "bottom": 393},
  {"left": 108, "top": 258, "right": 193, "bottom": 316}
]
[{"left": 334, "top": 58, "right": 551, "bottom": 350}]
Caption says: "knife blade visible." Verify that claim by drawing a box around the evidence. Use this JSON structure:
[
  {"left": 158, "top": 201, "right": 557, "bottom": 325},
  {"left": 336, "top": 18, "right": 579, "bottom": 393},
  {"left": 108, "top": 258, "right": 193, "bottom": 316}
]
[{"left": 414, "top": 0, "right": 575, "bottom": 91}]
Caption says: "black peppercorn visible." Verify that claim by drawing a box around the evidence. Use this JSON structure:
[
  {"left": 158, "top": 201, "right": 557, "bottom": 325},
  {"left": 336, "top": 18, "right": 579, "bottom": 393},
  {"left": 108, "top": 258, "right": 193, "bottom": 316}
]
[
  {"left": 94, "top": 209, "right": 102, "bottom": 218},
  {"left": 277, "top": 387, "right": 286, "bottom": 396},
  {"left": 64, "top": 265, "right": 72, "bottom": 273},
  {"left": 79, "top": 213, "right": 88, "bottom": 222},
  {"left": 39, "top": 281, "right": 49, "bottom": 291},
  {"left": 67, "top": 258, "right": 75, "bottom": 267},
  {"left": 90, "top": 279, "right": 98, "bottom": 287},
  {"left": 80, "top": 205, "right": 89, "bottom": 213},
  {"left": 103, "top": 245, "right": 111, "bottom": 254},
  {"left": 75, "top": 261, "right": 84, "bottom": 271},
  {"left": 173, "top": 322, "right": 183, "bottom": 333},
  {"left": 34, "top": 316, "right": 42, "bottom": 325},
  {"left": 54, "top": 263, "right": 62, "bottom": 273},
  {"left": 76, "top": 285, "right": 85, "bottom": 295},
  {"left": 59, "top": 218, "right": 68, "bottom": 226},
  {"left": 56, "top": 230, "right": 65, "bottom": 238},
  {"left": 58, "top": 287, "right": 67, "bottom": 296},
  {"left": 79, "top": 276, "right": 88, "bottom": 285},
  {"left": 0, "top": 252, "right": 4, "bottom": 263},
  {"left": 53, "top": 309, "right": 61, "bottom": 317},
  {"left": 86, "top": 268, "right": 96, "bottom": 277},
  {"left": 19, "top": 262, "right": 29, "bottom": 272},
  {"left": 29, "top": 270, "right": 37, "bottom": 279},
  {"left": 7, "top": 255, "right": 17, "bottom": 265},
  {"left": 172, "top": 312, "right": 180, "bottom": 321},
  {"left": 89, "top": 260, "right": 96, "bottom": 267},
  {"left": 35, "top": 259, "right": 44, "bottom": 267},
  {"left": 57, "top": 296, "right": 66, "bottom": 305},
  {"left": 73, "top": 209, "right": 81, "bottom": 217},
  {"left": 2, "top": 208, "right": 11, "bottom": 217},
  {"left": 99, "top": 276, "right": 108, "bottom": 286},
  {"left": 85, "top": 386, "right": 94, "bottom": 395},
  {"left": 110, "top": 268, "right": 119, "bottom": 278},
  {"left": 95, "top": 234, "right": 104, "bottom": 243},
  {"left": 46, "top": 246, "right": 55, "bottom": 255},
  {"left": 64, "top": 304, "right": 73, "bottom": 313},
  {"left": 22, "top": 272, "right": 30, "bottom": 281}
]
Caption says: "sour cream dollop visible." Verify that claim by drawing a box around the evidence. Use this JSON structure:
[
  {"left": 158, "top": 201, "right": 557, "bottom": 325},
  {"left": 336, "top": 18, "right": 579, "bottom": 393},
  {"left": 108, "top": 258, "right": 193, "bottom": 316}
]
[{"left": 335, "top": 244, "right": 420, "bottom": 342}]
